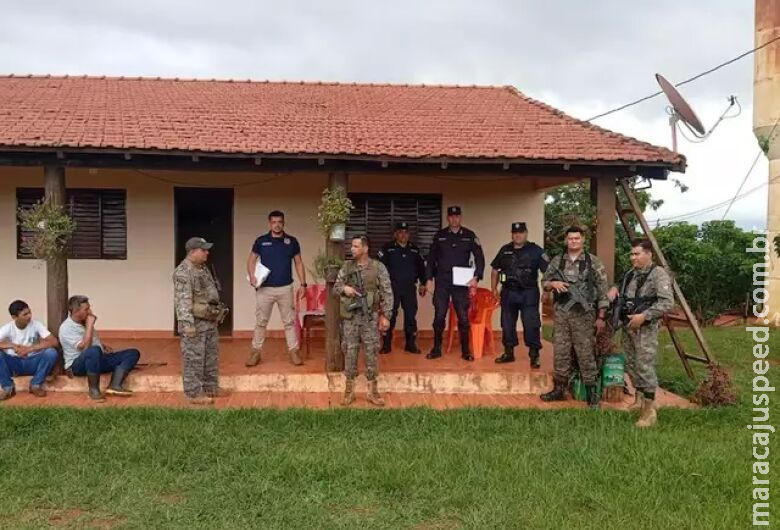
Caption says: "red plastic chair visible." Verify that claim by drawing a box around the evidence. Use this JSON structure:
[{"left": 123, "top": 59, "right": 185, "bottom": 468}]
[
  {"left": 446, "top": 287, "right": 499, "bottom": 358},
  {"left": 295, "top": 284, "right": 328, "bottom": 357}
]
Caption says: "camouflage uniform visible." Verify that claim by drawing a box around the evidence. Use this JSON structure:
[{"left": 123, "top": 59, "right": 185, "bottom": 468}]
[
  {"left": 174, "top": 259, "right": 221, "bottom": 398},
  {"left": 333, "top": 259, "right": 394, "bottom": 381},
  {"left": 621, "top": 265, "right": 674, "bottom": 396},
  {"left": 542, "top": 253, "right": 609, "bottom": 385}
]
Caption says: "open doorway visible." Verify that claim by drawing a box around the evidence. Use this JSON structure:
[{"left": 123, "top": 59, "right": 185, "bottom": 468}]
[{"left": 174, "top": 187, "right": 234, "bottom": 335}]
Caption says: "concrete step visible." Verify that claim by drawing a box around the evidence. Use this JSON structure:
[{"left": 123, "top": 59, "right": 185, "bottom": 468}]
[{"left": 15, "top": 370, "right": 553, "bottom": 395}]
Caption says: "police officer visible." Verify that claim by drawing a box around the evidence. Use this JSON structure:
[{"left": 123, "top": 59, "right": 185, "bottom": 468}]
[
  {"left": 378, "top": 222, "right": 427, "bottom": 354},
  {"left": 490, "top": 222, "right": 549, "bottom": 368},
  {"left": 425, "top": 206, "right": 485, "bottom": 361}
]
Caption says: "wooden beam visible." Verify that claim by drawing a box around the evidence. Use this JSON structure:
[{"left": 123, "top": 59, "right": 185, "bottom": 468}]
[
  {"left": 44, "top": 166, "right": 68, "bottom": 337},
  {"left": 325, "top": 172, "right": 348, "bottom": 372},
  {"left": 590, "top": 177, "right": 616, "bottom": 283}
]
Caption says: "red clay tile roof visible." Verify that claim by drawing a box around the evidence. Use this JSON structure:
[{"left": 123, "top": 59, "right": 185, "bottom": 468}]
[{"left": 0, "top": 75, "right": 684, "bottom": 170}]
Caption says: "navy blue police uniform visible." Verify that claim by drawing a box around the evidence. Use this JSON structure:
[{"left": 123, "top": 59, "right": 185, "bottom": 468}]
[
  {"left": 377, "top": 222, "right": 427, "bottom": 353},
  {"left": 490, "top": 222, "right": 549, "bottom": 367},
  {"left": 425, "top": 206, "right": 485, "bottom": 360}
]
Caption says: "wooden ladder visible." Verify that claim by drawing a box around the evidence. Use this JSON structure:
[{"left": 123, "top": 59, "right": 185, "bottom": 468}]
[{"left": 615, "top": 178, "right": 714, "bottom": 378}]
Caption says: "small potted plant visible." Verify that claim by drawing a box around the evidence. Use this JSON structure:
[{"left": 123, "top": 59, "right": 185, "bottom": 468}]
[
  {"left": 310, "top": 250, "right": 344, "bottom": 284},
  {"left": 18, "top": 197, "right": 74, "bottom": 263},
  {"left": 316, "top": 186, "right": 353, "bottom": 242}
]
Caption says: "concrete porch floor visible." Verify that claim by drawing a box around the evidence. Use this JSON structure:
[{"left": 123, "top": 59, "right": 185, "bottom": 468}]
[{"left": 5, "top": 335, "right": 694, "bottom": 410}]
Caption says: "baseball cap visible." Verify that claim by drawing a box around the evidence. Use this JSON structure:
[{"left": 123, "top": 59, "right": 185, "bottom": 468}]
[{"left": 185, "top": 237, "right": 214, "bottom": 251}]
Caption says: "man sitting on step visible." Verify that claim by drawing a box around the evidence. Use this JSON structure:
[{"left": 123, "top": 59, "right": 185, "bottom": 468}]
[
  {"left": 0, "top": 300, "right": 59, "bottom": 400},
  {"left": 58, "top": 295, "right": 140, "bottom": 401}
]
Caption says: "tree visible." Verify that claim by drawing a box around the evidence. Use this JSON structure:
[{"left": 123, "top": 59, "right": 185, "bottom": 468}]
[
  {"left": 654, "top": 221, "right": 762, "bottom": 322},
  {"left": 544, "top": 179, "right": 662, "bottom": 279}
]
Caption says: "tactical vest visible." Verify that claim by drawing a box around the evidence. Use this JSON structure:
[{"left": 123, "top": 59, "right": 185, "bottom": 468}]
[
  {"left": 339, "top": 259, "right": 380, "bottom": 319},
  {"left": 552, "top": 253, "right": 597, "bottom": 311},
  {"left": 620, "top": 265, "right": 658, "bottom": 310},
  {"left": 501, "top": 246, "right": 538, "bottom": 289}
]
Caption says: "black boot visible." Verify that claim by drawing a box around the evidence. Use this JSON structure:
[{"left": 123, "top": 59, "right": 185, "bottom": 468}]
[
  {"left": 105, "top": 367, "right": 133, "bottom": 397},
  {"left": 380, "top": 334, "right": 392, "bottom": 354},
  {"left": 460, "top": 330, "right": 473, "bottom": 361},
  {"left": 586, "top": 385, "right": 601, "bottom": 409},
  {"left": 540, "top": 379, "right": 567, "bottom": 402},
  {"left": 87, "top": 373, "right": 105, "bottom": 402},
  {"left": 529, "top": 347, "right": 541, "bottom": 369},
  {"left": 404, "top": 334, "right": 421, "bottom": 354},
  {"left": 426, "top": 334, "right": 442, "bottom": 359},
  {"left": 495, "top": 344, "right": 515, "bottom": 364}
]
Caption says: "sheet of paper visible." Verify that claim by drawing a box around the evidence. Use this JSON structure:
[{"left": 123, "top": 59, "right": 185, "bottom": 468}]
[
  {"left": 247, "top": 262, "right": 271, "bottom": 287},
  {"left": 452, "top": 266, "right": 476, "bottom": 286}
]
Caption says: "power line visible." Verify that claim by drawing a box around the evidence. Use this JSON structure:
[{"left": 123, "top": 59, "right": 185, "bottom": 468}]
[
  {"left": 587, "top": 34, "right": 780, "bottom": 122},
  {"left": 720, "top": 116, "right": 780, "bottom": 220}
]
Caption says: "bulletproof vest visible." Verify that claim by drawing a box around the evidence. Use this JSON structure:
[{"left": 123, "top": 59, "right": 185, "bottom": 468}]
[
  {"left": 504, "top": 247, "right": 537, "bottom": 289},
  {"left": 552, "top": 253, "right": 596, "bottom": 311},
  {"left": 339, "top": 260, "right": 380, "bottom": 318},
  {"left": 621, "top": 265, "right": 658, "bottom": 309}
]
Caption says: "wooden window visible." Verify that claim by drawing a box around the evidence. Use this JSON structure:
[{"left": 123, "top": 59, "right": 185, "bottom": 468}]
[
  {"left": 17, "top": 188, "right": 127, "bottom": 260},
  {"left": 345, "top": 193, "right": 442, "bottom": 258}
]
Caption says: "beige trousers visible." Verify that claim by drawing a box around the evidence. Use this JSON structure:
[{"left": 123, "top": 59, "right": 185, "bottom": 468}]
[{"left": 252, "top": 285, "right": 299, "bottom": 351}]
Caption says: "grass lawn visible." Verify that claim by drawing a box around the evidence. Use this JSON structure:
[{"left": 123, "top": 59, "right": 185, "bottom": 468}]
[{"left": 0, "top": 326, "right": 775, "bottom": 529}]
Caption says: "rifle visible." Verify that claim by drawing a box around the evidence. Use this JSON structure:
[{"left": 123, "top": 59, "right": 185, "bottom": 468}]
[
  {"left": 611, "top": 267, "right": 657, "bottom": 330},
  {"left": 345, "top": 266, "right": 370, "bottom": 315},
  {"left": 548, "top": 263, "right": 592, "bottom": 312}
]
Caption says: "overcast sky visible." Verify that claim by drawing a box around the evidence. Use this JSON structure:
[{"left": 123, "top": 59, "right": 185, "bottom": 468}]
[{"left": 0, "top": 0, "right": 767, "bottom": 230}]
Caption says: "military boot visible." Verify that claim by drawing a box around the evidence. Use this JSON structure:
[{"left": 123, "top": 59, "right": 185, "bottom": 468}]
[
  {"left": 635, "top": 399, "right": 657, "bottom": 428},
  {"left": 105, "top": 366, "right": 133, "bottom": 397},
  {"left": 404, "top": 334, "right": 421, "bottom": 354},
  {"left": 495, "top": 345, "right": 515, "bottom": 364},
  {"left": 540, "top": 379, "right": 567, "bottom": 402},
  {"left": 87, "top": 373, "right": 105, "bottom": 402},
  {"left": 426, "top": 334, "right": 442, "bottom": 359},
  {"left": 288, "top": 348, "right": 303, "bottom": 366},
  {"left": 586, "top": 385, "right": 601, "bottom": 409},
  {"left": 245, "top": 348, "right": 262, "bottom": 367},
  {"left": 628, "top": 391, "right": 644, "bottom": 412},
  {"left": 342, "top": 378, "right": 355, "bottom": 406},
  {"left": 460, "top": 330, "right": 474, "bottom": 362},
  {"left": 0, "top": 387, "right": 16, "bottom": 401},
  {"left": 366, "top": 380, "right": 385, "bottom": 407},
  {"left": 529, "top": 347, "right": 541, "bottom": 369}
]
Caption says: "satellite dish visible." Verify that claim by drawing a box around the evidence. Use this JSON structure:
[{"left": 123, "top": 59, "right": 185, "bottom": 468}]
[{"left": 655, "top": 73, "right": 738, "bottom": 152}]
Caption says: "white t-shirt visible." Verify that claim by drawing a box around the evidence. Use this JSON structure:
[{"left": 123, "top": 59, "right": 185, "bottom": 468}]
[
  {"left": 0, "top": 320, "right": 52, "bottom": 357},
  {"left": 58, "top": 316, "right": 102, "bottom": 369}
]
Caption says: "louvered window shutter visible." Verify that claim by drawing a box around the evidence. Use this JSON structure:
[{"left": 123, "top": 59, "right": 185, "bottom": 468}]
[
  {"left": 345, "top": 194, "right": 442, "bottom": 258},
  {"left": 16, "top": 188, "right": 127, "bottom": 260}
]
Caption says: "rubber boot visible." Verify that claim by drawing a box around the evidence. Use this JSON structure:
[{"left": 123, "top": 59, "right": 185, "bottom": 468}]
[
  {"left": 366, "top": 379, "right": 385, "bottom": 407},
  {"left": 105, "top": 366, "right": 133, "bottom": 397},
  {"left": 342, "top": 378, "right": 355, "bottom": 406},
  {"left": 87, "top": 373, "right": 105, "bottom": 402},
  {"left": 404, "top": 334, "right": 421, "bottom": 354},
  {"left": 628, "top": 391, "right": 644, "bottom": 412},
  {"left": 586, "top": 385, "right": 601, "bottom": 410},
  {"left": 380, "top": 334, "right": 392, "bottom": 354},
  {"left": 460, "top": 330, "right": 474, "bottom": 361},
  {"left": 529, "top": 348, "right": 541, "bottom": 369},
  {"left": 635, "top": 399, "right": 657, "bottom": 428},
  {"left": 426, "top": 334, "right": 442, "bottom": 359},
  {"left": 540, "top": 379, "right": 567, "bottom": 402},
  {"left": 495, "top": 344, "right": 515, "bottom": 364}
]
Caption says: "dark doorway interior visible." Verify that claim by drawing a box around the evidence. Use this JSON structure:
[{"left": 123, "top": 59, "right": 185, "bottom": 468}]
[{"left": 174, "top": 187, "right": 234, "bottom": 335}]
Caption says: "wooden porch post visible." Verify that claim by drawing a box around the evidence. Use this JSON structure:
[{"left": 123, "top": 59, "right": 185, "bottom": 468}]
[
  {"left": 44, "top": 165, "right": 68, "bottom": 333},
  {"left": 325, "top": 172, "right": 348, "bottom": 372},
  {"left": 590, "top": 177, "right": 616, "bottom": 284}
]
